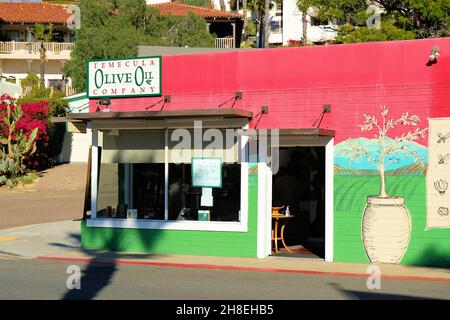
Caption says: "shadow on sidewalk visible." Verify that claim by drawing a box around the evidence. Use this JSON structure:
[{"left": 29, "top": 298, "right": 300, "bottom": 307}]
[
  {"left": 50, "top": 231, "right": 162, "bottom": 300},
  {"left": 329, "top": 282, "right": 441, "bottom": 300}
]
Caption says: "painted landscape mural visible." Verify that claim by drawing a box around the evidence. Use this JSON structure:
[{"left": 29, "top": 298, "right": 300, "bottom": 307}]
[{"left": 333, "top": 106, "right": 450, "bottom": 267}]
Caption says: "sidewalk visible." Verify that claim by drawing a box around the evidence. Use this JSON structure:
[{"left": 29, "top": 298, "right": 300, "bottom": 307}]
[
  {"left": 0, "top": 220, "right": 80, "bottom": 258},
  {"left": 1, "top": 220, "right": 449, "bottom": 282},
  {"left": 0, "top": 163, "right": 86, "bottom": 229}
]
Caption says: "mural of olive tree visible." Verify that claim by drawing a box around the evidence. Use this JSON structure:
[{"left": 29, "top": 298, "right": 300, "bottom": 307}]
[
  {"left": 339, "top": 106, "right": 428, "bottom": 197},
  {"left": 337, "top": 106, "right": 428, "bottom": 263}
]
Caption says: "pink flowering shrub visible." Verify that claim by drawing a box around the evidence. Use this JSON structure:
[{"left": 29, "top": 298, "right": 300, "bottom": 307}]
[
  {"left": 287, "top": 39, "right": 303, "bottom": 47},
  {"left": 0, "top": 94, "right": 53, "bottom": 170}
]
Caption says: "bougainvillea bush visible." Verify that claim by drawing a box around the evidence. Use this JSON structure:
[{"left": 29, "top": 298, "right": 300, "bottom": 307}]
[
  {"left": 287, "top": 39, "right": 303, "bottom": 47},
  {"left": 18, "top": 101, "right": 52, "bottom": 169},
  {"left": 0, "top": 94, "right": 60, "bottom": 174}
]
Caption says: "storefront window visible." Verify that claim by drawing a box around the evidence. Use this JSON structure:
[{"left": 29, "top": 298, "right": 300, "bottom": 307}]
[
  {"left": 132, "top": 164, "right": 165, "bottom": 220},
  {"left": 95, "top": 128, "right": 242, "bottom": 224},
  {"left": 97, "top": 162, "right": 127, "bottom": 218},
  {"left": 96, "top": 130, "right": 166, "bottom": 219},
  {"left": 167, "top": 128, "right": 241, "bottom": 222},
  {"left": 168, "top": 163, "right": 241, "bottom": 221}
]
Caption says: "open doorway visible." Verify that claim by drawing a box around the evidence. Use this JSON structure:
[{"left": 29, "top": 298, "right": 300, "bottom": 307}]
[{"left": 271, "top": 146, "right": 325, "bottom": 259}]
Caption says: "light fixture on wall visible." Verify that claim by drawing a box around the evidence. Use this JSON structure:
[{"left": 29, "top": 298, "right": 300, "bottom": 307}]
[
  {"left": 429, "top": 47, "right": 440, "bottom": 62},
  {"left": 95, "top": 97, "right": 111, "bottom": 112}
]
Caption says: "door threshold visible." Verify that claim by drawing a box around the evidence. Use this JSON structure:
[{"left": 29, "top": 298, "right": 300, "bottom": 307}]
[{"left": 268, "top": 254, "right": 323, "bottom": 261}]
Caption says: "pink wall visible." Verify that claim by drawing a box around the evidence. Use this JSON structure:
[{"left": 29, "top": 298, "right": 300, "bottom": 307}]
[{"left": 90, "top": 38, "right": 450, "bottom": 145}]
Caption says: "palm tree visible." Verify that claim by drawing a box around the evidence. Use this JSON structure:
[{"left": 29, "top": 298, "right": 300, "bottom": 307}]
[
  {"left": 297, "top": 1, "right": 308, "bottom": 45},
  {"left": 242, "top": 0, "right": 248, "bottom": 42},
  {"left": 263, "top": 0, "right": 269, "bottom": 48},
  {"left": 247, "top": 0, "right": 265, "bottom": 47},
  {"left": 27, "top": 23, "right": 54, "bottom": 88}
]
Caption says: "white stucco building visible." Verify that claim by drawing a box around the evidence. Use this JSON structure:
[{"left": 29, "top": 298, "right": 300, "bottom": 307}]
[
  {"left": 277, "top": 0, "right": 338, "bottom": 45},
  {"left": 0, "top": 2, "right": 75, "bottom": 96},
  {"left": 206, "top": 0, "right": 340, "bottom": 46}
]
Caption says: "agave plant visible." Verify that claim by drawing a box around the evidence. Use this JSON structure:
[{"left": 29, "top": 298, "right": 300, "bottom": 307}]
[{"left": 0, "top": 148, "right": 18, "bottom": 187}]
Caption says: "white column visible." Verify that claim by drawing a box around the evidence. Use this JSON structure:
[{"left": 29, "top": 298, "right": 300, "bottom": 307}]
[
  {"left": 325, "top": 138, "right": 334, "bottom": 262},
  {"left": 265, "top": 159, "right": 273, "bottom": 257},
  {"left": 164, "top": 129, "right": 169, "bottom": 220},
  {"left": 240, "top": 126, "right": 249, "bottom": 232},
  {"left": 26, "top": 59, "right": 33, "bottom": 72},
  {"left": 91, "top": 128, "right": 99, "bottom": 219},
  {"left": 257, "top": 141, "right": 271, "bottom": 258}
]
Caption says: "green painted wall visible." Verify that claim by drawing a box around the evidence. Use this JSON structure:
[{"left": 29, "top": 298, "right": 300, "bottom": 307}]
[
  {"left": 81, "top": 168, "right": 259, "bottom": 257},
  {"left": 334, "top": 175, "right": 450, "bottom": 268}
]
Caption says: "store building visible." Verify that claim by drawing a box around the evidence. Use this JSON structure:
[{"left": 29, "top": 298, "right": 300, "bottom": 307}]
[{"left": 64, "top": 38, "right": 450, "bottom": 267}]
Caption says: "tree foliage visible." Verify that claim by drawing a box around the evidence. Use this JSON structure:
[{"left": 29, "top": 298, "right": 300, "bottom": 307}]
[
  {"left": 64, "top": 0, "right": 214, "bottom": 92},
  {"left": 297, "top": 0, "right": 450, "bottom": 43},
  {"left": 27, "top": 23, "right": 54, "bottom": 42},
  {"left": 336, "top": 20, "right": 415, "bottom": 43}
]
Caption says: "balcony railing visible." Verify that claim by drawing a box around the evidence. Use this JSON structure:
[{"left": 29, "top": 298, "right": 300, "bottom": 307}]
[
  {"left": 63, "top": 84, "right": 76, "bottom": 96},
  {"left": 0, "top": 41, "right": 74, "bottom": 55},
  {"left": 215, "top": 38, "right": 235, "bottom": 49}
]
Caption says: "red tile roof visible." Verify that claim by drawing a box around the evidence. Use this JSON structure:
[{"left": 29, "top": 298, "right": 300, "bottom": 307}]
[
  {"left": 150, "top": 2, "right": 241, "bottom": 19},
  {"left": 0, "top": 2, "right": 72, "bottom": 24}
]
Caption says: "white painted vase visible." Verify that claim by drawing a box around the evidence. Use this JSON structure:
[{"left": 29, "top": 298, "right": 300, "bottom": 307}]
[{"left": 361, "top": 196, "right": 411, "bottom": 264}]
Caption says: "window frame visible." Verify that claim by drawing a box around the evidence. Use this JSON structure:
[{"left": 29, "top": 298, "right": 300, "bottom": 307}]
[{"left": 88, "top": 128, "right": 249, "bottom": 232}]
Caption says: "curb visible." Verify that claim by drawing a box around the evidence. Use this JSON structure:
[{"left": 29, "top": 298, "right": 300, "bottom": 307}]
[{"left": 36, "top": 256, "right": 450, "bottom": 283}]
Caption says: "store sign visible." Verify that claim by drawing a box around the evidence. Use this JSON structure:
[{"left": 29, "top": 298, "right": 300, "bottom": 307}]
[
  {"left": 191, "top": 158, "right": 222, "bottom": 188},
  {"left": 87, "top": 56, "right": 162, "bottom": 98}
]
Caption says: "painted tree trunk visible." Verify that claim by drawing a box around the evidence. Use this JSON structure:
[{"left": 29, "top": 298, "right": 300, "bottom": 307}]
[{"left": 379, "top": 166, "right": 387, "bottom": 197}]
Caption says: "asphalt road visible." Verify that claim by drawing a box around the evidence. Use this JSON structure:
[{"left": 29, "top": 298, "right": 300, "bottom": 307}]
[
  {"left": 0, "top": 258, "right": 448, "bottom": 300},
  {"left": 0, "top": 164, "right": 86, "bottom": 229}
]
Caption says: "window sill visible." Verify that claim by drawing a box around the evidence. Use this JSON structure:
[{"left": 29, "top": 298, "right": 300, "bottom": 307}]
[{"left": 86, "top": 218, "right": 248, "bottom": 232}]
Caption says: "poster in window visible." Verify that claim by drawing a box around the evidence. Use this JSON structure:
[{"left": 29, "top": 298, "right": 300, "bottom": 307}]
[
  {"left": 198, "top": 210, "right": 210, "bottom": 221},
  {"left": 191, "top": 158, "right": 222, "bottom": 188}
]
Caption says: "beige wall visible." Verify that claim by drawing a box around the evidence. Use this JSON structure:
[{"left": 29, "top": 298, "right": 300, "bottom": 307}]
[{"left": 0, "top": 58, "right": 68, "bottom": 86}]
